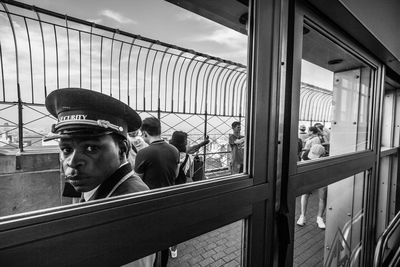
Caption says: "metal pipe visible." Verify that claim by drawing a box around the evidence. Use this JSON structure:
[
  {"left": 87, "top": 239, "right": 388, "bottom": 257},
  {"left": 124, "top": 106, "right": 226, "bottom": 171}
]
[
  {"left": 118, "top": 41, "right": 123, "bottom": 99},
  {"left": 109, "top": 31, "right": 116, "bottom": 96},
  {"left": 143, "top": 43, "right": 155, "bottom": 111},
  {"left": 23, "top": 18, "right": 34, "bottom": 104},
  {"left": 127, "top": 37, "right": 137, "bottom": 106},
  {"left": 34, "top": 9, "right": 47, "bottom": 96},
  {"left": 53, "top": 25, "right": 59, "bottom": 89},
  {"left": 0, "top": 42, "right": 5, "bottom": 101},
  {"left": 65, "top": 15, "right": 70, "bottom": 87},
  {"left": 2, "top": 2, "right": 23, "bottom": 151}
]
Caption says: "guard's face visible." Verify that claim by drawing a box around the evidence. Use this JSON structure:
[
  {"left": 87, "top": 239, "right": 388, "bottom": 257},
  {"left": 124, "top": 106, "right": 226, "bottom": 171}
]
[{"left": 59, "top": 135, "right": 121, "bottom": 192}]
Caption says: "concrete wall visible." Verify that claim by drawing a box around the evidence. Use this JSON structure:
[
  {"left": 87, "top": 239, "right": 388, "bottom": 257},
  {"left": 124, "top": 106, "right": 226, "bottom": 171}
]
[{"left": 0, "top": 152, "right": 67, "bottom": 217}]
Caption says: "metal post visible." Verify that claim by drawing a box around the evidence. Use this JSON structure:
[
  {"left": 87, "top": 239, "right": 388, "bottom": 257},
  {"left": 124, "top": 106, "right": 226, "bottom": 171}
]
[{"left": 17, "top": 83, "right": 23, "bottom": 152}]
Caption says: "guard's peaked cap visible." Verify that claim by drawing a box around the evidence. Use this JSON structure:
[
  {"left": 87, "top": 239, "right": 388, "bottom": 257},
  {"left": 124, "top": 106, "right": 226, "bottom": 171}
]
[{"left": 44, "top": 88, "right": 141, "bottom": 140}]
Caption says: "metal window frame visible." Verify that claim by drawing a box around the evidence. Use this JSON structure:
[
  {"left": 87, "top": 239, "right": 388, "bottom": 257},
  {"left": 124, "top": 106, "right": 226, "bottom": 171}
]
[
  {"left": 0, "top": 0, "right": 286, "bottom": 266},
  {"left": 280, "top": 0, "right": 385, "bottom": 266}
]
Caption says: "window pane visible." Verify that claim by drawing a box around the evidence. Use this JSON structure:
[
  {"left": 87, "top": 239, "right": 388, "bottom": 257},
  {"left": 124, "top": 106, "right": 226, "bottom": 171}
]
[
  {"left": 168, "top": 220, "right": 244, "bottom": 267},
  {"left": 293, "top": 171, "right": 367, "bottom": 266},
  {"left": 298, "top": 23, "right": 374, "bottom": 162},
  {"left": 0, "top": 0, "right": 249, "bottom": 217}
]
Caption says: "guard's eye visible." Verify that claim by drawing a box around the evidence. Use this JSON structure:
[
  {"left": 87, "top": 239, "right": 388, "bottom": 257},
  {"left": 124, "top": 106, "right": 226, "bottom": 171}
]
[{"left": 60, "top": 146, "right": 73, "bottom": 155}]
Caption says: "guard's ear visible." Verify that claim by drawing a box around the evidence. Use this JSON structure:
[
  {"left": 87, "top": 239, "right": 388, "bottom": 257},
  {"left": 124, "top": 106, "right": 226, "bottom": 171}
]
[{"left": 119, "top": 139, "right": 130, "bottom": 159}]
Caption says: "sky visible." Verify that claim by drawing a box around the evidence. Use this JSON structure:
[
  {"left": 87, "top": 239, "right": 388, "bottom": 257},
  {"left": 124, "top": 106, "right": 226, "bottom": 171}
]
[
  {"left": 0, "top": 0, "right": 333, "bottom": 135},
  {"left": 14, "top": 0, "right": 248, "bottom": 65}
]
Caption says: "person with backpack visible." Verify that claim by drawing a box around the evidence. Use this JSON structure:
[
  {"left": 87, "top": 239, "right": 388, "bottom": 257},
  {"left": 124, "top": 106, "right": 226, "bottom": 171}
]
[
  {"left": 168, "top": 131, "right": 209, "bottom": 259},
  {"left": 301, "top": 126, "right": 321, "bottom": 160},
  {"left": 169, "top": 131, "right": 210, "bottom": 185}
]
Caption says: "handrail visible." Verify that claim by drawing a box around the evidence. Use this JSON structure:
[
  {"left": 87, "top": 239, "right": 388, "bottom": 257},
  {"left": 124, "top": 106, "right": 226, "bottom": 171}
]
[{"left": 374, "top": 211, "right": 400, "bottom": 267}]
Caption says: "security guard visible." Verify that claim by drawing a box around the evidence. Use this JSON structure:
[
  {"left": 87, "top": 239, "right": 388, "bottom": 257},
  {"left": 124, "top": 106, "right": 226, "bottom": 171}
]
[{"left": 44, "top": 88, "right": 155, "bottom": 266}]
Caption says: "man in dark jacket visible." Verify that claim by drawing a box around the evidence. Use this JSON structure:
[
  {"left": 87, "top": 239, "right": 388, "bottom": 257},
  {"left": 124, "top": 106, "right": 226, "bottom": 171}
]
[{"left": 44, "top": 88, "right": 154, "bottom": 266}]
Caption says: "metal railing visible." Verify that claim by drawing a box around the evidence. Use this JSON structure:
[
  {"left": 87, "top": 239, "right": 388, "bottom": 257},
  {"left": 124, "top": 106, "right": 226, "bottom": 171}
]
[
  {"left": 299, "top": 82, "right": 333, "bottom": 123},
  {"left": 374, "top": 211, "right": 400, "bottom": 267},
  {"left": 0, "top": 0, "right": 247, "bottom": 174}
]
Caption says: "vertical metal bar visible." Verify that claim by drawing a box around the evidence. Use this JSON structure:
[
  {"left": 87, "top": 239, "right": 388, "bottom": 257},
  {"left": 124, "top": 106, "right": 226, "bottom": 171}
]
[
  {"left": 90, "top": 24, "right": 93, "bottom": 90},
  {"left": 197, "top": 62, "right": 211, "bottom": 113},
  {"left": 100, "top": 36, "right": 103, "bottom": 93},
  {"left": 23, "top": 18, "right": 34, "bottom": 104},
  {"left": 150, "top": 50, "right": 159, "bottom": 110},
  {"left": 127, "top": 38, "right": 137, "bottom": 106},
  {"left": 219, "top": 67, "right": 231, "bottom": 116},
  {"left": 53, "top": 25, "right": 59, "bottom": 89},
  {"left": 34, "top": 10, "right": 47, "bottom": 96},
  {"left": 215, "top": 66, "right": 228, "bottom": 115},
  {"left": 203, "top": 62, "right": 221, "bottom": 115},
  {"left": 17, "top": 84, "right": 23, "bottom": 152},
  {"left": 65, "top": 15, "right": 70, "bottom": 87},
  {"left": 110, "top": 32, "right": 116, "bottom": 96},
  {"left": 223, "top": 67, "right": 240, "bottom": 116},
  {"left": 79, "top": 31, "right": 82, "bottom": 87},
  {"left": 211, "top": 66, "right": 223, "bottom": 115},
  {"left": 183, "top": 55, "right": 198, "bottom": 113},
  {"left": 188, "top": 60, "right": 200, "bottom": 114},
  {"left": 300, "top": 89, "right": 312, "bottom": 121},
  {"left": 163, "top": 53, "right": 173, "bottom": 111},
  {"left": 304, "top": 90, "right": 314, "bottom": 121},
  {"left": 157, "top": 47, "right": 169, "bottom": 112},
  {"left": 234, "top": 74, "right": 245, "bottom": 116},
  {"left": 2, "top": 3, "right": 23, "bottom": 152},
  {"left": 238, "top": 75, "right": 247, "bottom": 117},
  {"left": 203, "top": 111, "right": 208, "bottom": 173},
  {"left": 171, "top": 52, "right": 185, "bottom": 112},
  {"left": 0, "top": 42, "right": 5, "bottom": 101},
  {"left": 118, "top": 42, "right": 123, "bottom": 100},
  {"left": 177, "top": 57, "right": 188, "bottom": 112},
  {"left": 135, "top": 47, "right": 143, "bottom": 110},
  {"left": 231, "top": 71, "right": 243, "bottom": 116},
  {"left": 143, "top": 43, "right": 155, "bottom": 111}
]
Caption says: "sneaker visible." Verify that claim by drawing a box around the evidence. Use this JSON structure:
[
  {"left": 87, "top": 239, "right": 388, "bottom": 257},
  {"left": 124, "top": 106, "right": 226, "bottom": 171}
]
[
  {"left": 170, "top": 247, "right": 177, "bottom": 258},
  {"left": 297, "top": 215, "right": 306, "bottom": 226},
  {"left": 316, "top": 216, "right": 326, "bottom": 229}
]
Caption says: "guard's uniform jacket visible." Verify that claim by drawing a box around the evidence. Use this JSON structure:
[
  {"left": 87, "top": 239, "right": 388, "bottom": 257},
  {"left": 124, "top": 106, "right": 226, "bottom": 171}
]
[{"left": 82, "top": 163, "right": 148, "bottom": 201}]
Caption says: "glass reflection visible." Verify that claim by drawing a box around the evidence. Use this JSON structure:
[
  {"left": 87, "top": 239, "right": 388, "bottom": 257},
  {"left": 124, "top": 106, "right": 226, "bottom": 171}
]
[
  {"left": 298, "top": 24, "right": 373, "bottom": 162},
  {"left": 294, "top": 172, "right": 367, "bottom": 267}
]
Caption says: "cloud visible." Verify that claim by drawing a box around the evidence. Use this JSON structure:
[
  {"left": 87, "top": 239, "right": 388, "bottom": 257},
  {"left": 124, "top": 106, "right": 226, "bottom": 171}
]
[
  {"left": 86, "top": 18, "right": 103, "bottom": 24},
  {"left": 194, "top": 29, "right": 247, "bottom": 49},
  {"left": 99, "top": 10, "right": 137, "bottom": 25}
]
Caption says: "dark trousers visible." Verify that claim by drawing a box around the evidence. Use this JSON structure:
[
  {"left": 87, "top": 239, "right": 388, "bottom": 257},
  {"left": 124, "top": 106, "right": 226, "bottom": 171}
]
[{"left": 153, "top": 249, "right": 169, "bottom": 267}]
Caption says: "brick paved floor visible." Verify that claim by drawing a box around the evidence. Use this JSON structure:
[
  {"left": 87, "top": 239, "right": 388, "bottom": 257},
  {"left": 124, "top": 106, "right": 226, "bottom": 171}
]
[
  {"left": 168, "top": 221, "right": 243, "bottom": 267},
  {"left": 166, "top": 192, "right": 324, "bottom": 267},
  {"left": 294, "top": 190, "right": 326, "bottom": 267}
]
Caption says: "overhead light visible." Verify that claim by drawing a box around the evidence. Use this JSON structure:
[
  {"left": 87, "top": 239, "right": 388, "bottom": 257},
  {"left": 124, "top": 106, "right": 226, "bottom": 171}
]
[{"left": 328, "top": 59, "right": 343, "bottom": 65}]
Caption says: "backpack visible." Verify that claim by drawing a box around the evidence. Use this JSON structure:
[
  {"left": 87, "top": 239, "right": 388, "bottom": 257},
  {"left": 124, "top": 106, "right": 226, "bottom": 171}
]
[
  {"left": 175, "top": 154, "right": 189, "bottom": 185},
  {"left": 301, "top": 149, "right": 310, "bottom": 161}
]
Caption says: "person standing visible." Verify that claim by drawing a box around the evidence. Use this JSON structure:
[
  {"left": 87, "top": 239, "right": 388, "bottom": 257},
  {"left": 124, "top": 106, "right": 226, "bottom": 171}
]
[
  {"left": 229, "top": 121, "right": 245, "bottom": 174},
  {"left": 134, "top": 117, "right": 179, "bottom": 189},
  {"left": 44, "top": 88, "right": 155, "bottom": 266},
  {"left": 133, "top": 117, "right": 179, "bottom": 267},
  {"left": 296, "top": 144, "right": 327, "bottom": 229}
]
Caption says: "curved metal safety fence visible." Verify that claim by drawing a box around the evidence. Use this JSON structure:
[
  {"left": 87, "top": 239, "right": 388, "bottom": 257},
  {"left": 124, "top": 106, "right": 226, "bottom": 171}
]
[
  {"left": 0, "top": 0, "right": 333, "bottom": 175},
  {"left": 0, "top": 0, "right": 246, "bottom": 175}
]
